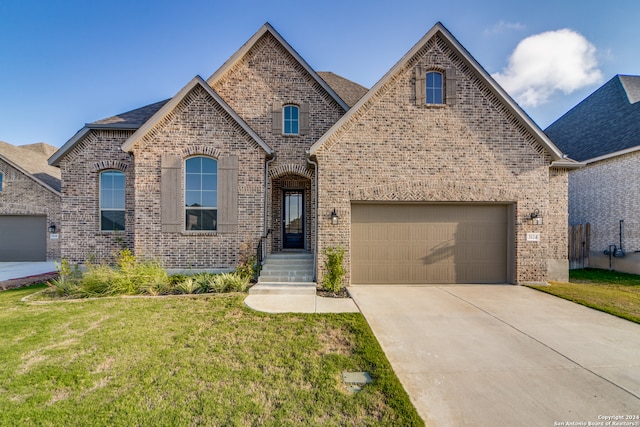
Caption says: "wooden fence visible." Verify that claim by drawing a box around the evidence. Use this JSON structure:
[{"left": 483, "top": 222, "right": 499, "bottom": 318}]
[{"left": 568, "top": 223, "right": 590, "bottom": 270}]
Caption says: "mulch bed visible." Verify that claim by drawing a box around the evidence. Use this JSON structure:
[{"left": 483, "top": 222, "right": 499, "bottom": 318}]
[
  {"left": 0, "top": 273, "right": 58, "bottom": 291},
  {"left": 316, "top": 287, "right": 350, "bottom": 298}
]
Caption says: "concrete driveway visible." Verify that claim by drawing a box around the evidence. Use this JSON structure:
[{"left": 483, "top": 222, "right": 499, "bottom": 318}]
[
  {"left": 0, "top": 261, "right": 57, "bottom": 282},
  {"left": 349, "top": 285, "right": 640, "bottom": 427}
]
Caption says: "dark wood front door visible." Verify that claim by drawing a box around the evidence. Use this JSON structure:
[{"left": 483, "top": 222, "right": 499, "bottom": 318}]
[{"left": 283, "top": 190, "right": 304, "bottom": 249}]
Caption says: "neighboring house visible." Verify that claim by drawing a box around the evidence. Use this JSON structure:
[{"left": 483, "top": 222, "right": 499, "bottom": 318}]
[
  {"left": 546, "top": 75, "right": 640, "bottom": 274},
  {"left": 0, "top": 142, "right": 61, "bottom": 261},
  {"left": 49, "top": 22, "right": 577, "bottom": 284}
]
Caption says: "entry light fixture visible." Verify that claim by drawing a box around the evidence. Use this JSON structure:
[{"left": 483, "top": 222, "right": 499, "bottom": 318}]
[
  {"left": 330, "top": 209, "right": 339, "bottom": 225},
  {"left": 48, "top": 224, "right": 57, "bottom": 233},
  {"left": 530, "top": 209, "right": 543, "bottom": 225}
]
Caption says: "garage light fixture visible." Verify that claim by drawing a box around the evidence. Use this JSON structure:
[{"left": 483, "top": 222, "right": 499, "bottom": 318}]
[
  {"left": 530, "top": 210, "right": 543, "bottom": 225},
  {"left": 330, "top": 209, "right": 339, "bottom": 225},
  {"left": 48, "top": 224, "right": 57, "bottom": 233}
]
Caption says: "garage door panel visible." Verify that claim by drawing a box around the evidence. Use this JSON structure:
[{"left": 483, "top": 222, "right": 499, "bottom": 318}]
[
  {"left": 0, "top": 215, "right": 47, "bottom": 261},
  {"left": 351, "top": 204, "right": 510, "bottom": 284}
]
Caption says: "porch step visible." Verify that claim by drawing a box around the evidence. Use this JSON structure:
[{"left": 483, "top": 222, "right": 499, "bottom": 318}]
[{"left": 254, "top": 252, "right": 316, "bottom": 295}]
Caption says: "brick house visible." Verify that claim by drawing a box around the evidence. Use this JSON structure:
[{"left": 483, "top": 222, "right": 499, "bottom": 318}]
[
  {"left": 49, "top": 22, "right": 577, "bottom": 284},
  {"left": 546, "top": 75, "right": 640, "bottom": 274},
  {"left": 0, "top": 142, "right": 61, "bottom": 261}
]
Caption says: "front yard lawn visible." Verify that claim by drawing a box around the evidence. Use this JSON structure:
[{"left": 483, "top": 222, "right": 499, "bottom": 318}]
[
  {"left": 529, "top": 268, "right": 640, "bottom": 324},
  {"left": 0, "top": 285, "right": 423, "bottom": 426}
]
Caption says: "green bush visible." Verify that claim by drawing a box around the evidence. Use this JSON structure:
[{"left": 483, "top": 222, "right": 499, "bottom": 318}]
[
  {"left": 44, "top": 250, "right": 250, "bottom": 299},
  {"left": 322, "top": 246, "right": 345, "bottom": 293}
]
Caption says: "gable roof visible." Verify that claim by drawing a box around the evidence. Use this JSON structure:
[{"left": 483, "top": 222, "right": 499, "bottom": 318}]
[
  {"left": 206, "top": 23, "right": 350, "bottom": 112},
  {"left": 49, "top": 100, "right": 168, "bottom": 166},
  {"left": 0, "top": 141, "right": 61, "bottom": 193},
  {"left": 545, "top": 75, "right": 640, "bottom": 163},
  {"left": 317, "top": 72, "right": 368, "bottom": 108},
  {"left": 121, "top": 76, "right": 273, "bottom": 154},
  {"left": 309, "top": 22, "right": 578, "bottom": 168}
]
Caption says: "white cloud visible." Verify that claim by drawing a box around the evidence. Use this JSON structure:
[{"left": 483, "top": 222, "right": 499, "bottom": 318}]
[
  {"left": 484, "top": 21, "right": 525, "bottom": 35},
  {"left": 492, "top": 29, "right": 602, "bottom": 107}
]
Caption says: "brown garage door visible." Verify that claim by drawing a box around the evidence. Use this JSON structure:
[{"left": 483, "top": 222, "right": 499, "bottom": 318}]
[
  {"left": 0, "top": 215, "right": 47, "bottom": 261},
  {"left": 351, "top": 204, "right": 511, "bottom": 284}
]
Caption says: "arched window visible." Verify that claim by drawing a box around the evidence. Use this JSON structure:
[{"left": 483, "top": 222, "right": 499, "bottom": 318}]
[
  {"left": 100, "top": 170, "right": 125, "bottom": 231},
  {"left": 283, "top": 104, "right": 299, "bottom": 135},
  {"left": 185, "top": 156, "right": 217, "bottom": 231},
  {"left": 426, "top": 71, "right": 443, "bottom": 104}
]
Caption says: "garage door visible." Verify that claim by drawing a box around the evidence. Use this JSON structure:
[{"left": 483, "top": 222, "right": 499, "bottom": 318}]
[
  {"left": 351, "top": 204, "right": 511, "bottom": 284},
  {"left": 0, "top": 215, "right": 47, "bottom": 261}
]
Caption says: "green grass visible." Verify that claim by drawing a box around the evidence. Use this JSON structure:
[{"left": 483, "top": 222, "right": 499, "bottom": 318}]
[
  {"left": 529, "top": 268, "right": 640, "bottom": 323},
  {"left": 0, "top": 285, "right": 423, "bottom": 426}
]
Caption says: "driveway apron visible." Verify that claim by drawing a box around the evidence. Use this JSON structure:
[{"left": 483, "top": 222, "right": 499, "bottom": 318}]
[{"left": 349, "top": 285, "right": 640, "bottom": 427}]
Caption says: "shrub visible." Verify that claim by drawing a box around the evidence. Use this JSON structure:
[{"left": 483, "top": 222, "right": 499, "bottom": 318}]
[{"left": 322, "top": 246, "right": 345, "bottom": 293}]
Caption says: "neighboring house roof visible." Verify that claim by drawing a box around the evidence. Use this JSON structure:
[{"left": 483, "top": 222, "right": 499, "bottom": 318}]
[
  {"left": 121, "top": 76, "right": 274, "bottom": 155},
  {"left": 206, "top": 22, "right": 350, "bottom": 112},
  {"left": 309, "top": 22, "right": 579, "bottom": 169},
  {"left": 317, "top": 72, "right": 368, "bottom": 108},
  {"left": 545, "top": 75, "right": 640, "bottom": 163},
  {"left": 0, "top": 141, "right": 61, "bottom": 193}
]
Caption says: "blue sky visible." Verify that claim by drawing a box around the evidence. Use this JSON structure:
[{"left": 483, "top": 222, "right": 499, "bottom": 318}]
[{"left": 1, "top": 0, "right": 638, "bottom": 148}]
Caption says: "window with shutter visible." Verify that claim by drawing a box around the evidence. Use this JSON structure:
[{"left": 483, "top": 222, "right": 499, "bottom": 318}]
[{"left": 185, "top": 156, "right": 218, "bottom": 231}]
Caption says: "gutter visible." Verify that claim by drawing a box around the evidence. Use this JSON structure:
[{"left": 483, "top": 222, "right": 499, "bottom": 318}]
[{"left": 306, "top": 153, "right": 319, "bottom": 282}]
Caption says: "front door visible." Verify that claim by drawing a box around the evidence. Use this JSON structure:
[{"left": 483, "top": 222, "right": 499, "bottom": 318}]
[{"left": 283, "top": 190, "right": 304, "bottom": 249}]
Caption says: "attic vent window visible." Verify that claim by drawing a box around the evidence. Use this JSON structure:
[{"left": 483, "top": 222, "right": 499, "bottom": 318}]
[
  {"left": 426, "top": 71, "right": 443, "bottom": 104},
  {"left": 283, "top": 105, "right": 299, "bottom": 135},
  {"left": 415, "top": 66, "right": 457, "bottom": 106}
]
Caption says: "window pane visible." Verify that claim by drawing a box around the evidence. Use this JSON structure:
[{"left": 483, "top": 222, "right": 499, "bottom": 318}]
[
  {"left": 185, "top": 209, "right": 217, "bottom": 231},
  {"left": 112, "top": 173, "right": 125, "bottom": 189},
  {"left": 185, "top": 157, "right": 201, "bottom": 173},
  {"left": 291, "top": 121, "right": 299, "bottom": 134},
  {"left": 100, "top": 189, "right": 112, "bottom": 209},
  {"left": 186, "top": 173, "right": 201, "bottom": 191},
  {"left": 201, "top": 157, "right": 217, "bottom": 174},
  {"left": 201, "top": 174, "right": 217, "bottom": 190},
  {"left": 185, "top": 190, "right": 201, "bottom": 207},
  {"left": 202, "top": 190, "right": 217, "bottom": 208},
  {"left": 0, "top": 173, "right": 4, "bottom": 191},
  {"left": 101, "top": 210, "right": 125, "bottom": 231}
]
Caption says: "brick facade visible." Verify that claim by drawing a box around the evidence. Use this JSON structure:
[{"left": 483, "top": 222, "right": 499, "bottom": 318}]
[
  {"left": 0, "top": 158, "right": 61, "bottom": 260},
  {"left": 53, "top": 23, "right": 569, "bottom": 282},
  {"left": 312, "top": 33, "right": 568, "bottom": 284},
  {"left": 569, "top": 151, "right": 640, "bottom": 273}
]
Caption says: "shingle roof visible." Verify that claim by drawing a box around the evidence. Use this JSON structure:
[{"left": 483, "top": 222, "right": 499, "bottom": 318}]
[
  {"left": 91, "top": 100, "right": 170, "bottom": 126},
  {"left": 0, "top": 141, "right": 61, "bottom": 192},
  {"left": 545, "top": 75, "right": 640, "bottom": 162},
  {"left": 317, "top": 72, "right": 368, "bottom": 108}
]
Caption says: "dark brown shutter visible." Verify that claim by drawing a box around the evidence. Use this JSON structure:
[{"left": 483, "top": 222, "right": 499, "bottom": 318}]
[
  {"left": 217, "top": 155, "right": 238, "bottom": 233},
  {"left": 271, "top": 103, "right": 282, "bottom": 133},
  {"left": 300, "top": 103, "right": 310, "bottom": 135},
  {"left": 446, "top": 68, "right": 457, "bottom": 105},
  {"left": 161, "top": 154, "right": 182, "bottom": 233},
  {"left": 415, "top": 65, "right": 426, "bottom": 105}
]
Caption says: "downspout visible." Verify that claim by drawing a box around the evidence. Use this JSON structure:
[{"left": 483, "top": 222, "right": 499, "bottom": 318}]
[
  {"left": 263, "top": 154, "right": 276, "bottom": 262},
  {"left": 306, "top": 153, "right": 319, "bottom": 282}
]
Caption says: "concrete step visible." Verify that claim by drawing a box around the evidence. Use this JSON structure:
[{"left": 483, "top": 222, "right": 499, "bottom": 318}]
[
  {"left": 248, "top": 282, "right": 316, "bottom": 295},
  {"left": 259, "top": 275, "right": 315, "bottom": 283}
]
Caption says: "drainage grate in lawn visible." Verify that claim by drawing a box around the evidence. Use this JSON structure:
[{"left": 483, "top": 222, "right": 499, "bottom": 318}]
[{"left": 342, "top": 371, "right": 373, "bottom": 393}]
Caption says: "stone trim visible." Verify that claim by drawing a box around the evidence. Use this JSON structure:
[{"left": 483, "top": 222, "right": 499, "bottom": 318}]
[
  {"left": 268, "top": 163, "right": 314, "bottom": 180},
  {"left": 180, "top": 146, "right": 223, "bottom": 159},
  {"left": 93, "top": 160, "right": 129, "bottom": 172}
]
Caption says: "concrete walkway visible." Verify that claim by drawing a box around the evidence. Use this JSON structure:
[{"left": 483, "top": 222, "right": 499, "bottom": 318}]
[
  {"left": 0, "top": 261, "right": 57, "bottom": 281},
  {"left": 244, "top": 293, "right": 359, "bottom": 313},
  {"left": 349, "top": 285, "right": 640, "bottom": 427}
]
